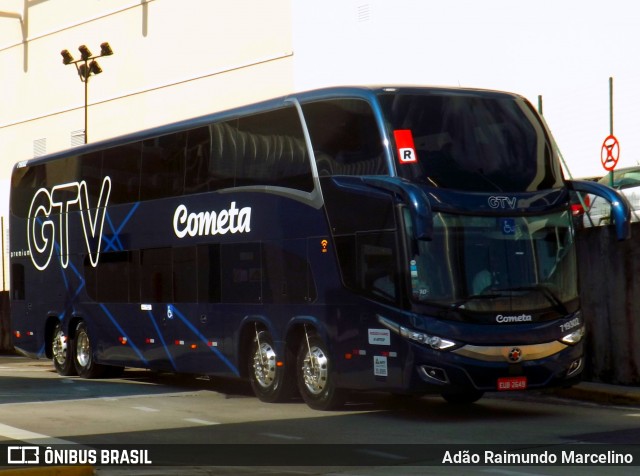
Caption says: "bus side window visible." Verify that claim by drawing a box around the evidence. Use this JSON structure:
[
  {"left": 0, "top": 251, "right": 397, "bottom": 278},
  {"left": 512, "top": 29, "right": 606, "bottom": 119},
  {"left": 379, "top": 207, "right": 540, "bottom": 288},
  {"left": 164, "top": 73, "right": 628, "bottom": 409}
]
[
  {"left": 84, "top": 251, "right": 139, "bottom": 303},
  {"left": 302, "top": 99, "right": 387, "bottom": 176},
  {"left": 184, "top": 126, "right": 214, "bottom": 193},
  {"left": 140, "top": 248, "right": 173, "bottom": 303},
  {"left": 11, "top": 264, "right": 25, "bottom": 300},
  {"left": 141, "top": 132, "right": 186, "bottom": 200},
  {"left": 10, "top": 164, "right": 45, "bottom": 218},
  {"left": 173, "top": 246, "right": 197, "bottom": 303},
  {"left": 359, "top": 233, "right": 398, "bottom": 303},
  {"left": 229, "top": 106, "right": 314, "bottom": 192},
  {"left": 80, "top": 151, "right": 104, "bottom": 204},
  {"left": 262, "top": 242, "right": 315, "bottom": 304},
  {"left": 103, "top": 143, "right": 141, "bottom": 205},
  {"left": 334, "top": 233, "right": 398, "bottom": 304},
  {"left": 197, "top": 244, "right": 221, "bottom": 303},
  {"left": 220, "top": 243, "right": 262, "bottom": 303}
]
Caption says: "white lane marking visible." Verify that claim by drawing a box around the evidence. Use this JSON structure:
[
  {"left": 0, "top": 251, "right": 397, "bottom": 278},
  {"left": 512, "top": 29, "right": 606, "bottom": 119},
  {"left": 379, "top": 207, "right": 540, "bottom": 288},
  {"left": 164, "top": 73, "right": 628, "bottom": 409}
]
[
  {"left": 0, "top": 423, "right": 76, "bottom": 445},
  {"left": 183, "top": 418, "right": 220, "bottom": 425},
  {"left": 260, "top": 433, "right": 303, "bottom": 441},
  {"left": 0, "top": 391, "right": 204, "bottom": 407},
  {"left": 132, "top": 406, "right": 160, "bottom": 412}
]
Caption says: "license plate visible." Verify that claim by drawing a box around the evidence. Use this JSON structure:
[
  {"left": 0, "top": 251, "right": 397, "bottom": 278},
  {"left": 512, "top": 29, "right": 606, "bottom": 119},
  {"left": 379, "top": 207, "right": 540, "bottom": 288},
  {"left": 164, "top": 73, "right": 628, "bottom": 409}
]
[{"left": 497, "top": 376, "right": 527, "bottom": 391}]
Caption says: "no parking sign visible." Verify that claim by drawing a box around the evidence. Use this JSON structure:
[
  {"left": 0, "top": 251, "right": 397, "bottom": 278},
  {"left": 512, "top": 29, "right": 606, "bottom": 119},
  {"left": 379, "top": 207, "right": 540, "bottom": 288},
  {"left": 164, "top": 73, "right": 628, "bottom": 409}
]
[{"left": 601, "top": 134, "right": 620, "bottom": 171}]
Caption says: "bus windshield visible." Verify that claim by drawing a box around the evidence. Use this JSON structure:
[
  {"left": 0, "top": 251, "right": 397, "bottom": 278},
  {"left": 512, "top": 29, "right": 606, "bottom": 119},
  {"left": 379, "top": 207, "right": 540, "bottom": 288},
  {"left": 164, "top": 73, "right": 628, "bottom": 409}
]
[
  {"left": 407, "top": 209, "right": 578, "bottom": 313},
  {"left": 379, "top": 92, "right": 564, "bottom": 192}
]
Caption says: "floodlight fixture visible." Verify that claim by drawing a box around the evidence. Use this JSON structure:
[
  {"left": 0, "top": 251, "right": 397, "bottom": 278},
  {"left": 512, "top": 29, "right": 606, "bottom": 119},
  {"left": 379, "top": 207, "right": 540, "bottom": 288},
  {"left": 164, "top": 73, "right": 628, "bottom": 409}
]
[
  {"left": 78, "top": 44, "right": 92, "bottom": 61},
  {"left": 89, "top": 60, "right": 102, "bottom": 75},
  {"left": 61, "top": 49, "right": 74, "bottom": 65},
  {"left": 78, "top": 63, "right": 90, "bottom": 80},
  {"left": 100, "top": 42, "right": 113, "bottom": 56}
]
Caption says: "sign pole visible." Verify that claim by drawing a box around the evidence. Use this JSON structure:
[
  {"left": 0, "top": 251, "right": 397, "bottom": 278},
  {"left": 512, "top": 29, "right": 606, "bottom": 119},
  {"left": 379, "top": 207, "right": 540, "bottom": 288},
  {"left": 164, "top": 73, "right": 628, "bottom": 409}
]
[
  {"left": 600, "top": 80, "right": 620, "bottom": 176},
  {"left": 609, "top": 77, "right": 614, "bottom": 186}
]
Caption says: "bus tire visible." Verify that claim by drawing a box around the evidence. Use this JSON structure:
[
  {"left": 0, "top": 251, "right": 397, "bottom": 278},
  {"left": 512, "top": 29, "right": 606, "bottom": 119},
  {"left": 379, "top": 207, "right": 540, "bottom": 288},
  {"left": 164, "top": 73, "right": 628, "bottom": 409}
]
[
  {"left": 249, "top": 330, "right": 296, "bottom": 403},
  {"left": 52, "top": 321, "right": 77, "bottom": 376},
  {"left": 441, "top": 389, "right": 484, "bottom": 404},
  {"left": 73, "top": 321, "right": 106, "bottom": 379},
  {"left": 296, "top": 333, "right": 346, "bottom": 411}
]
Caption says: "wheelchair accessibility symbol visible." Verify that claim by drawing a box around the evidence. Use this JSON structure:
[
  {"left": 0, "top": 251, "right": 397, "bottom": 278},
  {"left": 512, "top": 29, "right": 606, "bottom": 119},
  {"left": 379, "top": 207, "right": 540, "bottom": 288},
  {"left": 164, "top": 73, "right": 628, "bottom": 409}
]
[{"left": 501, "top": 218, "right": 516, "bottom": 235}]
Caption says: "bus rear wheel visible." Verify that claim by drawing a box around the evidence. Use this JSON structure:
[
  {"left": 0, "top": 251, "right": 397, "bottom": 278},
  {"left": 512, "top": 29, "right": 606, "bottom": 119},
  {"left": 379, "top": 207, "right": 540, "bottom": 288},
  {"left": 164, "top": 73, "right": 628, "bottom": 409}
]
[
  {"left": 296, "top": 333, "right": 346, "bottom": 410},
  {"left": 52, "top": 321, "right": 76, "bottom": 376},
  {"left": 249, "top": 330, "right": 296, "bottom": 403},
  {"left": 73, "top": 321, "right": 106, "bottom": 379}
]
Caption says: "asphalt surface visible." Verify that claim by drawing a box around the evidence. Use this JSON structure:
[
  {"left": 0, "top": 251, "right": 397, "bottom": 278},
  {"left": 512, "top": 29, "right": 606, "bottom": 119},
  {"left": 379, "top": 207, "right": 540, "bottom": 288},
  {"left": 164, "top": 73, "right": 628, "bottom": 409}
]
[{"left": 1, "top": 375, "right": 639, "bottom": 475}]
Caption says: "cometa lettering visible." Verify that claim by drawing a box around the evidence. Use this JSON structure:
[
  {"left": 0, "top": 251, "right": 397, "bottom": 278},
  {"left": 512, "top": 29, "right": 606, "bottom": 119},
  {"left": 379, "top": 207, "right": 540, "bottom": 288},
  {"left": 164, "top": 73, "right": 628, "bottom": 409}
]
[
  {"left": 173, "top": 202, "right": 251, "bottom": 238},
  {"left": 496, "top": 314, "right": 532, "bottom": 323}
]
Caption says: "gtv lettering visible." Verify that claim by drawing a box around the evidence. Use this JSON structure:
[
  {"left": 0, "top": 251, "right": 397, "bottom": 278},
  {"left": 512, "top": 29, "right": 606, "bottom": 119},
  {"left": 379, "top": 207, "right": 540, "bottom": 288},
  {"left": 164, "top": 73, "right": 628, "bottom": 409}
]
[
  {"left": 27, "top": 177, "right": 111, "bottom": 271},
  {"left": 173, "top": 202, "right": 251, "bottom": 238},
  {"left": 488, "top": 196, "right": 517, "bottom": 209}
]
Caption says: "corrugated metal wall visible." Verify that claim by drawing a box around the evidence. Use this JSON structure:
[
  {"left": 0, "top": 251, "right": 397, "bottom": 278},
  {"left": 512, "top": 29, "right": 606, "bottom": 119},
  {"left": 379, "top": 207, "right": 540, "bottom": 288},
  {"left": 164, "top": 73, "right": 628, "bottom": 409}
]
[{"left": 577, "top": 223, "right": 640, "bottom": 385}]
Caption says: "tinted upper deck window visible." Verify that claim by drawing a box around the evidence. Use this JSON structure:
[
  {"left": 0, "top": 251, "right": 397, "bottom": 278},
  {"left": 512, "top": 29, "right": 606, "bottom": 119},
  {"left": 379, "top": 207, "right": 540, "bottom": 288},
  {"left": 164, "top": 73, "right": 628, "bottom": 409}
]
[
  {"left": 214, "top": 106, "right": 314, "bottom": 192},
  {"left": 303, "top": 99, "right": 387, "bottom": 176},
  {"left": 380, "top": 92, "right": 564, "bottom": 192}
]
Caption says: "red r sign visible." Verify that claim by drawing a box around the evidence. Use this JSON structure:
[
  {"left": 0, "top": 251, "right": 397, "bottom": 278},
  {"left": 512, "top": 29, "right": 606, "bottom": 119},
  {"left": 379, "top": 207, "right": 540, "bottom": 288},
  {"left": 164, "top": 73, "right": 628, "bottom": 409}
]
[{"left": 393, "top": 129, "right": 418, "bottom": 164}]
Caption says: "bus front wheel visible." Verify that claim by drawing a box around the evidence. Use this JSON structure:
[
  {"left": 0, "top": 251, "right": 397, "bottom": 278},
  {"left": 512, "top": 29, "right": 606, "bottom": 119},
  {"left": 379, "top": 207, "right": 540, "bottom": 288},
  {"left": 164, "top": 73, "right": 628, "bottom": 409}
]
[
  {"left": 52, "top": 321, "right": 77, "bottom": 376},
  {"left": 296, "top": 333, "right": 346, "bottom": 411},
  {"left": 248, "top": 330, "right": 296, "bottom": 403},
  {"left": 73, "top": 321, "right": 106, "bottom": 379}
]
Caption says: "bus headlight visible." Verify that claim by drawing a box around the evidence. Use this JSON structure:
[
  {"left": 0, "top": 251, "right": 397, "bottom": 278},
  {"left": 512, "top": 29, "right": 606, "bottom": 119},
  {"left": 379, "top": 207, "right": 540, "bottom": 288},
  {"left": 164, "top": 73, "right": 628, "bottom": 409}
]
[
  {"left": 378, "top": 315, "right": 457, "bottom": 350},
  {"left": 560, "top": 326, "right": 585, "bottom": 345}
]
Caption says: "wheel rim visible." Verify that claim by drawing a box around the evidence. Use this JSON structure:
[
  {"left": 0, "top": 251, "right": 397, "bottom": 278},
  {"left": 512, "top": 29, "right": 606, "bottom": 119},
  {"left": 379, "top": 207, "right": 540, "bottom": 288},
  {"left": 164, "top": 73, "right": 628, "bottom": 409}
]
[
  {"left": 52, "top": 328, "right": 67, "bottom": 365},
  {"left": 252, "top": 342, "right": 277, "bottom": 388},
  {"left": 301, "top": 345, "right": 328, "bottom": 395},
  {"left": 76, "top": 330, "right": 91, "bottom": 368}
]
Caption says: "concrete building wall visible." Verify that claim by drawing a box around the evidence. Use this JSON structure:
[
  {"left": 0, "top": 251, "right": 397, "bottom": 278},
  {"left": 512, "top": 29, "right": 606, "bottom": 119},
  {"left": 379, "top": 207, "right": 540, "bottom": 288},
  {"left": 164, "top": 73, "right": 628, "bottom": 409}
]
[{"left": 0, "top": 0, "right": 294, "bottom": 289}]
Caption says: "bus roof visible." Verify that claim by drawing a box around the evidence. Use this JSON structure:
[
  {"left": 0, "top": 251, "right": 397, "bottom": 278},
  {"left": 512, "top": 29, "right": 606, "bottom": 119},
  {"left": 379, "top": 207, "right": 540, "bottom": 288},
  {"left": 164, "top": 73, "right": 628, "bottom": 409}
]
[{"left": 14, "top": 85, "right": 525, "bottom": 171}]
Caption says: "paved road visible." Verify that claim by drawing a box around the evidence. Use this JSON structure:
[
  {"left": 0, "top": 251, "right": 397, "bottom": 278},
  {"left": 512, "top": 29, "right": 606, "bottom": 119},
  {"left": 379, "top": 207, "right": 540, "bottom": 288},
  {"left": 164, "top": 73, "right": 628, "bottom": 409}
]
[{"left": 0, "top": 354, "right": 639, "bottom": 475}]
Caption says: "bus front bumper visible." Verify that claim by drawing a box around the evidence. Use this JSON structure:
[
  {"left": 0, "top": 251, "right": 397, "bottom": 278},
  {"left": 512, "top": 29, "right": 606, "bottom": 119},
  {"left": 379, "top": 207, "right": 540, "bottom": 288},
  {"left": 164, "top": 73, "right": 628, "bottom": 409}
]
[{"left": 409, "top": 340, "right": 584, "bottom": 393}]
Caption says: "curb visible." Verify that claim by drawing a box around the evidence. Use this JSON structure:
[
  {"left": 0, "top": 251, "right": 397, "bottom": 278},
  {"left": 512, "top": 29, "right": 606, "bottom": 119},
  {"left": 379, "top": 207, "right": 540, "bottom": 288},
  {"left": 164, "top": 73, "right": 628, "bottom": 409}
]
[
  {"left": 0, "top": 467, "right": 93, "bottom": 476},
  {"left": 549, "top": 382, "right": 640, "bottom": 406}
]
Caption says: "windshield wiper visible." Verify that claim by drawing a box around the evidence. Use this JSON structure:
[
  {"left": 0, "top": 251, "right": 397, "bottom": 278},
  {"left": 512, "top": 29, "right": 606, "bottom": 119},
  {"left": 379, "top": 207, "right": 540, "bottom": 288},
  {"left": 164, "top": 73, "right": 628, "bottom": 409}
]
[
  {"left": 451, "top": 285, "right": 568, "bottom": 314},
  {"left": 451, "top": 290, "right": 513, "bottom": 309},
  {"left": 508, "top": 285, "right": 568, "bottom": 315}
]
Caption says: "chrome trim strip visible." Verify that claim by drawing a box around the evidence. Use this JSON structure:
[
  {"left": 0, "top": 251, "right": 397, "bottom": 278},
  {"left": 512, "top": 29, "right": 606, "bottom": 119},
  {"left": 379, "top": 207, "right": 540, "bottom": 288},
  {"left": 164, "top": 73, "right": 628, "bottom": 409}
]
[{"left": 452, "top": 341, "right": 567, "bottom": 362}]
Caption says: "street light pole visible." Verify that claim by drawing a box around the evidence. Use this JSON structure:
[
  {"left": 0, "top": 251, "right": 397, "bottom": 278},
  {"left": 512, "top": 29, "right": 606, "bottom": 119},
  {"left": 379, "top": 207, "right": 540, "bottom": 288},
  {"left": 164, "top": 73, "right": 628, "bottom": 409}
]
[{"left": 61, "top": 42, "right": 114, "bottom": 144}]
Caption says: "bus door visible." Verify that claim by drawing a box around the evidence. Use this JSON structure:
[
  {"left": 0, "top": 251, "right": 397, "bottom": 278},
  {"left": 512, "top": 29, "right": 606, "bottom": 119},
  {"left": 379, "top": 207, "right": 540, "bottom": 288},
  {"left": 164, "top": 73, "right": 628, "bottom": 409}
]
[{"left": 317, "top": 180, "right": 407, "bottom": 390}]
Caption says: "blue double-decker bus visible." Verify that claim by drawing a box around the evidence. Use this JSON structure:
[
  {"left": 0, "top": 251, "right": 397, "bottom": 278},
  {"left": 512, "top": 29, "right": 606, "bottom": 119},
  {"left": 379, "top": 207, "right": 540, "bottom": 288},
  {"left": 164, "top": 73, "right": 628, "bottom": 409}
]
[{"left": 9, "top": 86, "right": 630, "bottom": 409}]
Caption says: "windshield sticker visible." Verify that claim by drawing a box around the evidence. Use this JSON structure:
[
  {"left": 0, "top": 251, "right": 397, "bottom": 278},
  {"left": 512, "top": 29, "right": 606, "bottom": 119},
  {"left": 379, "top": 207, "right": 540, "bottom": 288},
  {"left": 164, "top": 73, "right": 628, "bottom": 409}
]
[
  {"left": 500, "top": 218, "right": 516, "bottom": 235},
  {"left": 368, "top": 328, "right": 391, "bottom": 345},
  {"left": 393, "top": 129, "right": 418, "bottom": 164},
  {"left": 374, "top": 355, "right": 388, "bottom": 376}
]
